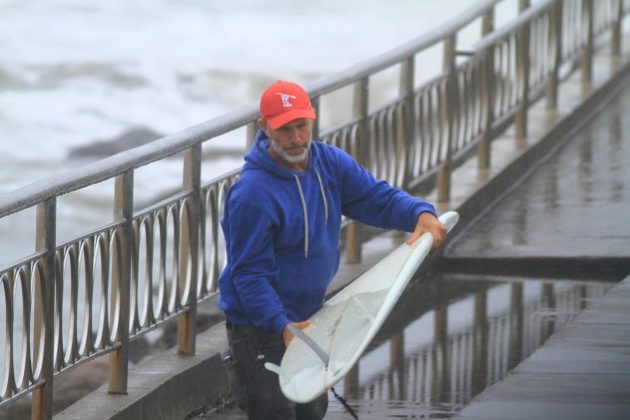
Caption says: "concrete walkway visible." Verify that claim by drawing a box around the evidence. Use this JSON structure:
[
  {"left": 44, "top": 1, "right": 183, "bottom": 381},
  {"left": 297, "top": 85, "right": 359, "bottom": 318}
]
[
  {"left": 446, "top": 54, "right": 630, "bottom": 420},
  {"left": 453, "top": 275, "right": 630, "bottom": 420},
  {"left": 445, "top": 82, "right": 630, "bottom": 260}
]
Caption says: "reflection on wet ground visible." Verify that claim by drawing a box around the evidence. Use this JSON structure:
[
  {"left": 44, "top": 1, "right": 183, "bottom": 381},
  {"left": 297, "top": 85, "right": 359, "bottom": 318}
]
[
  {"left": 201, "top": 274, "right": 612, "bottom": 420},
  {"left": 321, "top": 274, "right": 612, "bottom": 419}
]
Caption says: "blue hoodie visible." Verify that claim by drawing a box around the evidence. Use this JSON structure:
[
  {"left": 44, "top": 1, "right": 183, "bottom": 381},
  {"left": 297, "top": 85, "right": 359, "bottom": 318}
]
[{"left": 218, "top": 130, "right": 436, "bottom": 335}]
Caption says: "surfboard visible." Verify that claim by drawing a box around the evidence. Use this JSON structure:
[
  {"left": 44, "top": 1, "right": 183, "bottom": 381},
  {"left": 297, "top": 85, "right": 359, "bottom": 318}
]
[{"left": 265, "top": 211, "right": 459, "bottom": 403}]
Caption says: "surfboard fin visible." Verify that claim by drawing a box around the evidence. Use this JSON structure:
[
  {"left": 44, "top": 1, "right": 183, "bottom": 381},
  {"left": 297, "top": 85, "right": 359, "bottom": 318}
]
[
  {"left": 287, "top": 325, "right": 330, "bottom": 368},
  {"left": 265, "top": 362, "right": 282, "bottom": 375}
]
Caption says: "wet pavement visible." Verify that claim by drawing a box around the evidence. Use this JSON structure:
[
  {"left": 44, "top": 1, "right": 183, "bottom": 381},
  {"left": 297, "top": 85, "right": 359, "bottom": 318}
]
[
  {"left": 453, "top": 275, "right": 630, "bottom": 420},
  {"left": 446, "top": 83, "right": 630, "bottom": 260},
  {"left": 442, "top": 67, "right": 630, "bottom": 419}
]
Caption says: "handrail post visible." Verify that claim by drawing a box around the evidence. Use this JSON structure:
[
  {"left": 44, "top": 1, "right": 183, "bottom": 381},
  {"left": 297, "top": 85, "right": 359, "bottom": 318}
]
[
  {"left": 109, "top": 170, "right": 133, "bottom": 394},
  {"left": 399, "top": 56, "right": 415, "bottom": 190},
  {"left": 178, "top": 144, "right": 202, "bottom": 355},
  {"left": 246, "top": 121, "right": 258, "bottom": 149},
  {"left": 611, "top": 0, "right": 623, "bottom": 56},
  {"left": 479, "top": 49, "right": 495, "bottom": 171},
  {"left": 32, "top": 198, "right": 56, "bottom": 420},
  {"left": 346, "top": 78, "right": 369, "bottom": 264},
  {"left": 479, "top": 7, "right": 496, "bottom": 170},
  {"left": 482, "top": 5, "right": 495, "bottom": 36},
  {"left": 515, "top": 1, "right": 531, "bottom": 140},
  {"left": 311, "top": 96, "right": 321, "bottom": 141},
  {"left": 581, "top": 0, "right": 594, "bottom": 82},
  {"left": 546, "top": 0, "right": 563, "bottom": 110},
  {"left": 438, "top": 35, "right": 457, "bottom": 203}
]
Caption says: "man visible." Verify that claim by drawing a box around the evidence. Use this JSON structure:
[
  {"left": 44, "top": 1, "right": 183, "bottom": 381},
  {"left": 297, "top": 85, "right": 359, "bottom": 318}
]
[{"left": 218, "top": 80, "right": 446, "bottom": 419}]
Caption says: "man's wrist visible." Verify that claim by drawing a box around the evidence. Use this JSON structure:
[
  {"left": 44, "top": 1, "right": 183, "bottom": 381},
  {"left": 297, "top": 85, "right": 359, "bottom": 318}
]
[
  {"left": 271, "top": 314, "right": 290, "bottom": 336},
  {"left": 415, "top": 207, "right": 437, "bottom": 227}
]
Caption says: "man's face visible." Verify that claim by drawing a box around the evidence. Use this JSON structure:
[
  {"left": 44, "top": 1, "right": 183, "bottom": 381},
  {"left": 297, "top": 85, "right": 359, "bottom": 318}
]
[{"left": 262, "top": 118, "right": 314, "bottom": 169}]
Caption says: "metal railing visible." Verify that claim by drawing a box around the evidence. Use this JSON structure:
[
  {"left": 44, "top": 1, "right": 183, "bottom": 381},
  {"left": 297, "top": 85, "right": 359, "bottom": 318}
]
[{"left": 0, "top": 0, "right": 628, "bottom": 418}]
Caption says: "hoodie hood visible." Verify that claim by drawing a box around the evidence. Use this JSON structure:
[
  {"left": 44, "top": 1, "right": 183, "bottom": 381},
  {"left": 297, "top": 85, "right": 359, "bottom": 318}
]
[{"left": 244, "top": 129, "right": 328, "bottom": 258}]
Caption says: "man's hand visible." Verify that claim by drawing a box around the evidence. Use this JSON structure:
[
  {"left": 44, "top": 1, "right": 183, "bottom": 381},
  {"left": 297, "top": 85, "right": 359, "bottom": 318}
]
[
  {"left": 282, "top": 320, "right": 311, "bottom": 347},
  {"left": 406, "top": 212, "right": 447, "bottom": 252}
]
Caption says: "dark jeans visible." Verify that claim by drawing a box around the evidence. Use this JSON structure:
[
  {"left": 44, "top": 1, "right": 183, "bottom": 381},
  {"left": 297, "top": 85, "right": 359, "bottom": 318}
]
[{"left": 226, "top": 324, "right": 328, "bottom": 420}]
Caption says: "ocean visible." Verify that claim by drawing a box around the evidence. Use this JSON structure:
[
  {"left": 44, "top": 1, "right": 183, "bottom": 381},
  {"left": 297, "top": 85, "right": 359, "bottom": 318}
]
[{"left": 1, "top": 1, "right": 487, "bottom": 186}]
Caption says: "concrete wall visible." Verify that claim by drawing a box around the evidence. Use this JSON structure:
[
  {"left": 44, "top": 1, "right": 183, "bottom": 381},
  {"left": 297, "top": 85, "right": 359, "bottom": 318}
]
[{"left": 56, "top": 319, "right": 229, "bottom": 420}]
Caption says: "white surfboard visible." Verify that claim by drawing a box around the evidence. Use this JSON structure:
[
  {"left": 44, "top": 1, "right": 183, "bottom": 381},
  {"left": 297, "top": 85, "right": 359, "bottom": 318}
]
[{"left": 265, "top": 211, "right": 459, "bottom": 403}]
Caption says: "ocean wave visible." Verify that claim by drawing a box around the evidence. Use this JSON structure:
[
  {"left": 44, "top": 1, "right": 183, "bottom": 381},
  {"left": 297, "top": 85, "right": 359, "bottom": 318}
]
[
  {"left": 0, "top": 62, "right": 147, "bottom": 91},
  {"left": 176, "top": 68, "right": 322, "bottom": 105}
]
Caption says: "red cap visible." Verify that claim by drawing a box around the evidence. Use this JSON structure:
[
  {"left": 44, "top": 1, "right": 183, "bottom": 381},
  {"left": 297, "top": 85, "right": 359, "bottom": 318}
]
[{"left": 260, "top": 81, "right": 316, "bottom": 129}]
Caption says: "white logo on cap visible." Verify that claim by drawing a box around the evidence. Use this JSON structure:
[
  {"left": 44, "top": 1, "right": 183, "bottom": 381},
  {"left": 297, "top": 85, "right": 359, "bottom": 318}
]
[{"left": 276, "top": 92, "right": 297, "bottom": 108}]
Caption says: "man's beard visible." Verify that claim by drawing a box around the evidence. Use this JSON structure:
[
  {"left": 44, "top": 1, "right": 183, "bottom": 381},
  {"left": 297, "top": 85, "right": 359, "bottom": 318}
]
[{"left": 270, "top": 138, "right": 312, "bottom": 165}]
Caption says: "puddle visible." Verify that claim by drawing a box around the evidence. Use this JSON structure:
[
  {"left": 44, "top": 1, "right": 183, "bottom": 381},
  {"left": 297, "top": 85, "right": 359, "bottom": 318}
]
[{"left": 321, "top": 274, "right": 613, "bottom": 419}]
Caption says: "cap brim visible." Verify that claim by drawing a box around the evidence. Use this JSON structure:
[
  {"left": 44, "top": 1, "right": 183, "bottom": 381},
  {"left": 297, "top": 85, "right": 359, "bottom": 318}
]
[{"left": 267, "top": 108, "right": 316, "bottom": 130}]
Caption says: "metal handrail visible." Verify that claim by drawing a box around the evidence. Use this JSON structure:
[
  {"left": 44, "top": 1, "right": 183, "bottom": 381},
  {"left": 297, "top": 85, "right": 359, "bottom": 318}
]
[
  {"left": 0, "top": 106, "right": 256, "bottom": 217},
  {"left": 1, "top": 0, "right": 628, "bottom": 418}
]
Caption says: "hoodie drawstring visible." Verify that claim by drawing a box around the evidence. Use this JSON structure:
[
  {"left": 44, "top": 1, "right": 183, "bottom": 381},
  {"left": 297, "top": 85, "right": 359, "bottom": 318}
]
[
  {"left": 293, "top": 170, "right": 330, "bottom": 259},
  {"left": 314, "top": 168, "right": 329, "bottom": 224},
  {"left": 293, "top": 175, "right": 309, "bottom": 258}
]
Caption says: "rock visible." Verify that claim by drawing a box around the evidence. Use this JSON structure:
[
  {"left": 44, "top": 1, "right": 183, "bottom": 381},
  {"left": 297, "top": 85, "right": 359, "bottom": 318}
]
[{"left": 68, "top": 126, "right": 163, "bottom": 159}]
